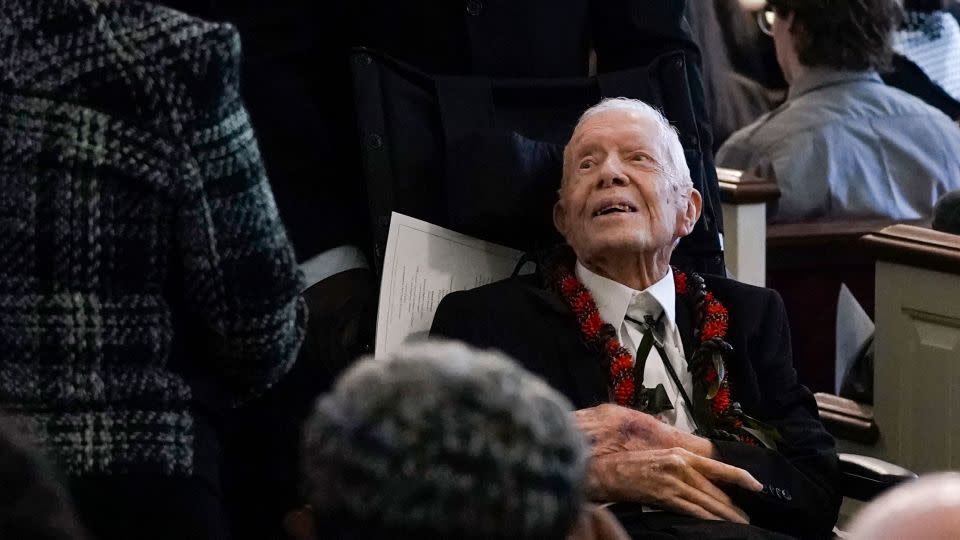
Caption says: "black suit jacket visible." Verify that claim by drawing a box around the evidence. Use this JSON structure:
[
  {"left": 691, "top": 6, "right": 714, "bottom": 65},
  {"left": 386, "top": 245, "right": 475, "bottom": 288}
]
[{"left": 431, "top": 273, "right": 840, "bottom": 538}]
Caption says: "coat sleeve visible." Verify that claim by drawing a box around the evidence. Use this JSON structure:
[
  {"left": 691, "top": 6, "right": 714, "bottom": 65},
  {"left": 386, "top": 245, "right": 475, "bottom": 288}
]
[
  {"left": 713, "top": 290, "right": 840, "bottom": 538},
  {"left": 175, "top": 24, "right": 307, "bottom": 405}
]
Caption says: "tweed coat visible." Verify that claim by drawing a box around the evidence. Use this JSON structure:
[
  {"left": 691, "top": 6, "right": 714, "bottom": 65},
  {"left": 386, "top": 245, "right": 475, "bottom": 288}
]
[{"left": 0, "top": 0, "right": 306, "bottom": 479}]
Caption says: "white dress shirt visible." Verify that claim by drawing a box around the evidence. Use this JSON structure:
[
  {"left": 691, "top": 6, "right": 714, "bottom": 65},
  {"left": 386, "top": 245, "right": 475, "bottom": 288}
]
[{"left": 576, "top": 262, "right": 696, "bottom": 433}]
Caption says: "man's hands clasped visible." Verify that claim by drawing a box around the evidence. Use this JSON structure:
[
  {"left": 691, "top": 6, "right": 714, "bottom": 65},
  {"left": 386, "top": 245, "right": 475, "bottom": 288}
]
[{"left": 575, "top": 404, "right": 763, "bottom": 524}]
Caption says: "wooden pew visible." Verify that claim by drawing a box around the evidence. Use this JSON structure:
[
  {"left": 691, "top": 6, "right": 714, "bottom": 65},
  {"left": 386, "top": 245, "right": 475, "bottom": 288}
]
[
  {"left": 717, "top": 167, "right": 780, "bottom": 287},
  {"left": 765, "top": 219, "right": 916, "bottom": 393},
  {"left": 863, "top": 224, "right": 960, "bottom": 473},
  {"left": 717, "top": 167, "right": 938, "bottom": 394}
]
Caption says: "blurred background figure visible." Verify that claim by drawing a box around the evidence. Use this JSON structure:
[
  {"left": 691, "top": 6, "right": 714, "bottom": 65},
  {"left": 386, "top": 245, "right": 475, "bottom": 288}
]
[
  {"left": 0, "top": 1, "right": 306, "bottom": 538},
  {"left": 715, "top": 0, "right": 960, "bottom": 134},
  {"left": 933, "top": 190, "right": 960, "bottom": 234},
  {"left": 716, "top": 0, "right": 788, "bottom": 93},
  {"left": 687, "top": 0, "right": 784, "bottom": 151},
  {"left": 845, "top": 472, "right": 960, "bottom": 540},
  {"left": 286, "top": 340, "right": 606, "bottom": 540},
  {"left": 717, "top": 0, "right": 960, "bottom": 223},
  {"left": 0, "top": 416, "right": 87, "bottom": 540}
]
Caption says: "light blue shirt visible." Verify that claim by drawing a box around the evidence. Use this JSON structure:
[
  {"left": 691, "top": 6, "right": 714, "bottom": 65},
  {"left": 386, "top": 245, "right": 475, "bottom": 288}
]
[{"left": 717, "top": 69, "right": 960, "bottom": 222}]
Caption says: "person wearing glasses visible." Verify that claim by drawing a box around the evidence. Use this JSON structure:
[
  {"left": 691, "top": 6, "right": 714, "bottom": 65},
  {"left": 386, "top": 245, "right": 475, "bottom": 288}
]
[{"left": 716, "top": 0, "right": 960, "bottom": 224}]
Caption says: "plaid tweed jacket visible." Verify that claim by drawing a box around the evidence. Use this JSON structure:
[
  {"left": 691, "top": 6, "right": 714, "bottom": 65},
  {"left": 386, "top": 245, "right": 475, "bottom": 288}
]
[{"left": 0, "top": 0, "right": 307, "bottom": 477}]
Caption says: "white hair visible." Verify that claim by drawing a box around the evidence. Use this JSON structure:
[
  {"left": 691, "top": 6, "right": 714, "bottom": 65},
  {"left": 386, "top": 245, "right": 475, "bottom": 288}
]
[{"left": 563, "top": 97, "right": 693, "bottom": 193}]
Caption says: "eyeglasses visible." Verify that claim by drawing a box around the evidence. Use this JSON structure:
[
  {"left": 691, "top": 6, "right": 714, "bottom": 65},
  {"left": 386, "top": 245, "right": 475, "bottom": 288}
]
[{"left": 757, "top": 5, "right": 776, "bottom": 36}]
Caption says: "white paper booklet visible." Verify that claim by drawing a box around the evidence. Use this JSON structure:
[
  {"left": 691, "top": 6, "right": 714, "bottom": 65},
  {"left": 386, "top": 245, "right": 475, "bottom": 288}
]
[
  {"left": 834, "top": 283, "right": 875, "bottom": 394},
  {"left": 375, "top": 212, "right": 527, "bottom": 358}
]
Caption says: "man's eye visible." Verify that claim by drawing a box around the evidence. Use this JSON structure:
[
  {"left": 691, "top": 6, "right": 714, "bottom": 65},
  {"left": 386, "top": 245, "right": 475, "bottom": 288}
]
[
  {"left": 632, "top": 153, "right": 650, "bottom": 162},
  {"left": 579, "top": 160, "right": 594, "bottom": 170}
]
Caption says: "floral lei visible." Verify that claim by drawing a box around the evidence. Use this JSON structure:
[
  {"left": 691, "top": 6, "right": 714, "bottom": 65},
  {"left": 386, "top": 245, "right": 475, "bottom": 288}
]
[{"left": 548, "top": 251, "right": 779, "bottom": 448}]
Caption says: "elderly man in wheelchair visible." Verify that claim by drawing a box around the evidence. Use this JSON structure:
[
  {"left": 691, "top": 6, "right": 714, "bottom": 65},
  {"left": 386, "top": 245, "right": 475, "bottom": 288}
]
[{"left": 431, "top": 96, "right": 841, "bottom": 539}]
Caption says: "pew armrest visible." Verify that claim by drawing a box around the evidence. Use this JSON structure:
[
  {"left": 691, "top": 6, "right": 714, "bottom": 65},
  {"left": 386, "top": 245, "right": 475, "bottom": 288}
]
[
  {"left": 814, "top": 392, "right": 878, "bottom": 445},
  {"left": 862, "top": 223, "right": 960, "bottom": 274},
  {"left": 717, "top": 168, "right": 779, "bottom": 287},
  {"left": 717, "top": 167, "right": 781, "bottom": 205}
]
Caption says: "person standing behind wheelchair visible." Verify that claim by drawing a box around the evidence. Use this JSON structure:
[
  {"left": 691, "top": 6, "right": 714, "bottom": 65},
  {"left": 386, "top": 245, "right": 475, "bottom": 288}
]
[{"left": 0, "top": 1, "right": 307, "bottom": 538}]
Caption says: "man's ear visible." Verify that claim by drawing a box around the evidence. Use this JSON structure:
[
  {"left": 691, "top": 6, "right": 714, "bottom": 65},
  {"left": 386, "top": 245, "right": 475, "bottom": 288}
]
[
  {"left": 553, "top": 198, "right": 569, "bottom": 238},
  {"left": 676, "top": 188, "right": 702, "bottom": 238},
  {"left": 283, "top": 507, "right": 318, "bottom": 540}
]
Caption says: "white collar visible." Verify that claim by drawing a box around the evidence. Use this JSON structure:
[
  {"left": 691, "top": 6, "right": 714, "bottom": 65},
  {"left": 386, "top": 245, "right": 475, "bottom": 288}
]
[{"left": 575, "top": 262, "right": 677, "bottom": 331}]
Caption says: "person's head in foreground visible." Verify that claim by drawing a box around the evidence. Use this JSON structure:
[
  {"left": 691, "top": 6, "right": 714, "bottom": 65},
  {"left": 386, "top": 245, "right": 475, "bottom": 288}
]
[
  {"left": 845, "top": 472, "right": 960, "bottom": 540},
  {"left": 761, "top": 0, "right": 901, "bottom": 83},
  {"left": 288, "top": 340, "right": 590, "bottom": 540},
  {"left": 0, "top": 417, "right": 86, "bottom": 540},
  {"left": 553, "top": 97, "right": 701, "bottom": 289}
]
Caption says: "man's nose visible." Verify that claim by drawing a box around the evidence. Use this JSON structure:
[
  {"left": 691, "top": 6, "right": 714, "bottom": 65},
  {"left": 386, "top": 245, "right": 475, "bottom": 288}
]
[{"left": 598, "top": 158, "right": 628, "bottom": 188}]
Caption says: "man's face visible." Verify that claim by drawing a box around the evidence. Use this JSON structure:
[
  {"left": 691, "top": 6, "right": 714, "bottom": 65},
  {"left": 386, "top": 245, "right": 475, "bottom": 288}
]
[{"left": 553, "top": 108, "right": 700, "bottom": 263}]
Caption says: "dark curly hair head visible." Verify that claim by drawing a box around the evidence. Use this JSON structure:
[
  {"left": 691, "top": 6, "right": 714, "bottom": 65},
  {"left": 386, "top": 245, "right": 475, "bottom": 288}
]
[{"left": 769, "top": 0, "right": 903, "bottom": 70}]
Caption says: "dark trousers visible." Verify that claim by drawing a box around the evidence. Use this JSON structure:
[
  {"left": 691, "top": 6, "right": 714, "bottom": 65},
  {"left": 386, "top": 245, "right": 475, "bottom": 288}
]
[{"left": 71, "top": 474, "right": 230, "bottom": 540}]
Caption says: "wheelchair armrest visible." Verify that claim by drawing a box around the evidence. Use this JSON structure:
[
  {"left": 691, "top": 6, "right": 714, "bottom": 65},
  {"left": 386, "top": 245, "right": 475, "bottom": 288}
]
[{"left": 839, "top": 453, "right": 917, "bottom": 501}]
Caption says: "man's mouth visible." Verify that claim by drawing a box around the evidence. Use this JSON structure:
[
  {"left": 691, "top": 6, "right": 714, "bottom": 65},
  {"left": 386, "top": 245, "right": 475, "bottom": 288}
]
[{"left": 592, "top": 203, "right": 637, "bottom": 217}]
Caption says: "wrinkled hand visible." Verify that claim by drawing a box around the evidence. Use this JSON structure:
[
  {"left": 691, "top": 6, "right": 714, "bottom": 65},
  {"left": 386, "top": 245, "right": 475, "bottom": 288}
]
[
  {"left": 566, "top": 504, "right": 630, "bottom": 540},
  {"left": 587, "top": 447, "right": 763, "bottom": 524},
  {"left": 575, "top": 403, "right": 679, "bottom": 456}
]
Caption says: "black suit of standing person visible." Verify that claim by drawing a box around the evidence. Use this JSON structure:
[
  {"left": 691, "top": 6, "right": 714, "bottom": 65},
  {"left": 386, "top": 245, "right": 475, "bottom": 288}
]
[{"left": 432, "top": 98, "right": 839, "bottom": 539}]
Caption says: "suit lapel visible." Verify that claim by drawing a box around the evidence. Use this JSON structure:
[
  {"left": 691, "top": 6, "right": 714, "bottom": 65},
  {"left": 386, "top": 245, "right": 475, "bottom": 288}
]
[
  {"left": 527, "top": 286, "right": 570, "bottom": 315},
  {"left": 527, "top": 285, "right": 608, "bottom": 408}
]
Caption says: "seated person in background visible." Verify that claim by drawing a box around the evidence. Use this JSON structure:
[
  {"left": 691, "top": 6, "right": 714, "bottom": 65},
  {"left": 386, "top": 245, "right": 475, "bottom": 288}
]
[
  {"left": 845, "top": 472, "right": 960, "bottom": 539},
  {"left": 432, "top": 97, "right": 839, "bottom": 539},
  {"left": 716, "top": 0, "right": 960, "bottom": 223},
  {"left": 1, "top": 1, "right": 307, "bottom": 538},
  {"left": 933, "top": 190, "right": 960, "bottom": 233},
  {"left": 0, "top": 416, "right": 86, "bottom": 540},
  {"left": 285, "top": 340, "right": 628, "bottom": 540}
]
